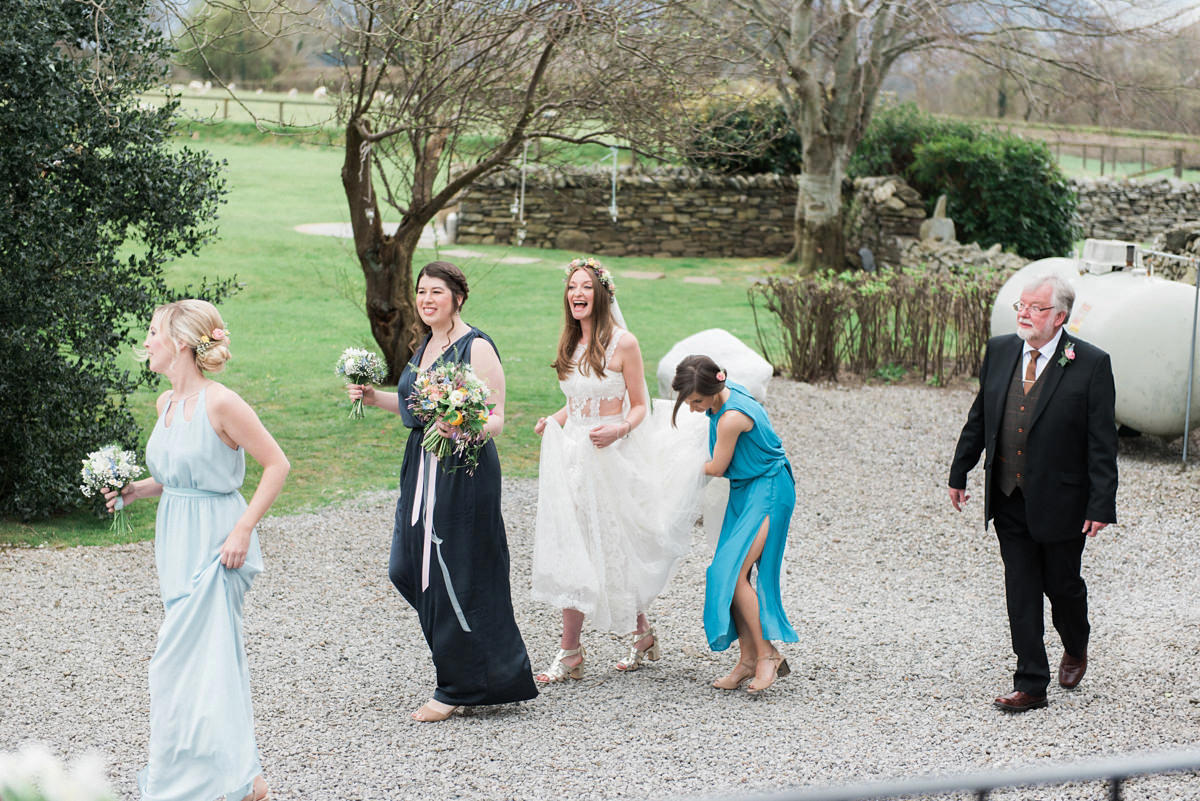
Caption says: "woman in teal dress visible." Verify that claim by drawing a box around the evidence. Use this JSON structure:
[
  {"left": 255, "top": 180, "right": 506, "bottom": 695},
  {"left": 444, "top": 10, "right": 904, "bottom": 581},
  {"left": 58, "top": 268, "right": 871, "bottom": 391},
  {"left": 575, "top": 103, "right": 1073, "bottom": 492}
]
[
  {"left": 672, "top": 354, "right": 798, "bottom": 693},
  {"left": 347, "top": 261, "right": 537, "bottom": 722},
  {"left": 107, "top": 299, "right": 289, "bottom": 801}
]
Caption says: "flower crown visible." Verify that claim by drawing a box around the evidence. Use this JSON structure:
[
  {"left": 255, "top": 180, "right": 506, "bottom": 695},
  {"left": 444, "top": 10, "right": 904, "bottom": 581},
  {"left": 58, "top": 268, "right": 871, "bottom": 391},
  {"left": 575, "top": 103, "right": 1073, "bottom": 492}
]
[
  {"left": 194, "top": 327, "right": 228, "bottom": 358},
  {"left": 565, "top": 257, "right": 616, "bottom": 297}
]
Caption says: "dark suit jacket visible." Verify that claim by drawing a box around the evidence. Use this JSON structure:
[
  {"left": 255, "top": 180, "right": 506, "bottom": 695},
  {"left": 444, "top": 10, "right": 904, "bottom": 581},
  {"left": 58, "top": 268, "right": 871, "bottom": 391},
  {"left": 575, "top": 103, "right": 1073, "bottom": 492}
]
[{"left": 949, "top": 332, "right": 1118, "bottom": 542}]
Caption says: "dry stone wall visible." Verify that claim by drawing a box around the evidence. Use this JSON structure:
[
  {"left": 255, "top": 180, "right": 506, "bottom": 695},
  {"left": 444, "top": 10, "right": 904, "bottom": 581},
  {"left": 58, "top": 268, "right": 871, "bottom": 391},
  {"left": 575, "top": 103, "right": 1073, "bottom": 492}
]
[
  {"left": 1073, "top": 178, "right": 1200, "bottom": 242},
  {"left": 456, "top": 167, "right": 796, "bottom": 257},
  {"left": 455, "top": 167, "right": 1200, "bottom": 259}
]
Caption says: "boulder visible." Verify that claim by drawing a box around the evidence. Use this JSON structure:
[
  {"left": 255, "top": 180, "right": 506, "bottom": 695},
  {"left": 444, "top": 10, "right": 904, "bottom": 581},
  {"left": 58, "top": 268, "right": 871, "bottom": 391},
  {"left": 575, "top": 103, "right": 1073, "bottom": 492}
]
[{"left": 656, "top": 328, "right": 773, "bottom": 401}]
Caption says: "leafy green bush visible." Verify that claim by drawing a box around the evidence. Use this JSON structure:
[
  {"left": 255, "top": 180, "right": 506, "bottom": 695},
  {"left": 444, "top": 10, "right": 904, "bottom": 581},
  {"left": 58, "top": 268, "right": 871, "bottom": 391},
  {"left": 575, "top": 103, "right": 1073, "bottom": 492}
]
[
  {"left": 908, "top": 135, "right": 1079, "bottom": 259},
  {"left": 850, "top": 103, "right": 1078, "bottom": 260},
  {"left": 0, "top": 0, "right": 231, "bottom": 520},
  {"left": 684, "top": 101, "right": 803, "bottom": 174},
  {"left": 848, "top": 103, "right": 980, "bottom": 180}
]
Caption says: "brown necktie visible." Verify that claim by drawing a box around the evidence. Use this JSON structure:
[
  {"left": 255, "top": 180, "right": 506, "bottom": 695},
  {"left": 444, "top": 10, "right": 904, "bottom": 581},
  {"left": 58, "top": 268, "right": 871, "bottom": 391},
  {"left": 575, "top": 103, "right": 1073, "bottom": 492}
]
[{"left": 1023, "top": 349, "right": 1040, "bottom": 393}]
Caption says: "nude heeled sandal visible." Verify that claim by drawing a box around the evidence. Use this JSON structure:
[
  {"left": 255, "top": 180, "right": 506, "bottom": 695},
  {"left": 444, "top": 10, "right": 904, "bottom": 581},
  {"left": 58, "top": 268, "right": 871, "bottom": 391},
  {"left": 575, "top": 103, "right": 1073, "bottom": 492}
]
[
  {"left": 747, "top": 653, "right": 791, "bottom": 694},
  {"left": 615, "top": 626, "right": 661, "bottom": 672},
  {"left": 535, "top": 645, "right": 585, "bottom": 684}
]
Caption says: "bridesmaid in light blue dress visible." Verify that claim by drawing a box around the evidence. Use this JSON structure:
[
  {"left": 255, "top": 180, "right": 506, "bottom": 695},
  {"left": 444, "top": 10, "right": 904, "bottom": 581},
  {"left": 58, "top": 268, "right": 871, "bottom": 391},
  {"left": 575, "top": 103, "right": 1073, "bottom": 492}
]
[
  {"left": 672, "top": 354, "right": 798, "bottom": 693},
  {"left": 107, "top": 299, "right": 289, "bottom": 801}
]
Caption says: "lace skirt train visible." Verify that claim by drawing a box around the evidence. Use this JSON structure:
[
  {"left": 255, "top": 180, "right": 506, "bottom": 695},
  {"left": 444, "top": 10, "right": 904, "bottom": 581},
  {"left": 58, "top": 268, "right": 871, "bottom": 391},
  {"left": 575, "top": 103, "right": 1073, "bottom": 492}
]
[{"left": 531, "top": 405, "right": 707, "bottom": 632}]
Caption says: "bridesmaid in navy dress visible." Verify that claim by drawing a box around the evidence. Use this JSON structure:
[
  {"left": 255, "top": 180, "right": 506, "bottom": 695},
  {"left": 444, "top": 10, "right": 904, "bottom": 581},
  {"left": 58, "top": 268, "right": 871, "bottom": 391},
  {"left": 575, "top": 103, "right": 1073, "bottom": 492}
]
[
  {"left": 107, "top": 299, "right": 288, "bottom": 801},
  {"left": 347, "top": 261, "right": 537, "bottom": 722}
]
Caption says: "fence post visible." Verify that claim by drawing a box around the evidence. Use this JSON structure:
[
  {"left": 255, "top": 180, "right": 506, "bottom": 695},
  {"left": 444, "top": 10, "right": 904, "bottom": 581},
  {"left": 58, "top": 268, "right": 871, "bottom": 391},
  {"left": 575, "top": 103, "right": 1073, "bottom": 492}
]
[
  {"left": 1100, "top": 145, "right": 1106, "bottom": 176},
  {"left": 223, "top": 98, "right": 229, "bottom": 120},
  {"left": 1176, "top": 148, "right": 1184, "bottom": 178},
  {"left": 1082, "top": 144, "right": 1088, "bottom": 169}
]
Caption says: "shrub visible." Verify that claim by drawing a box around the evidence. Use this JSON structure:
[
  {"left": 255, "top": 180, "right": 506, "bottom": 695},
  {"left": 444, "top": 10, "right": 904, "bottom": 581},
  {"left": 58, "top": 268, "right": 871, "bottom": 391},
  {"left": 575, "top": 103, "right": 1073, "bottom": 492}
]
[
  {"left": 749, "top": 265, "right": 1013, "bottom": 384},
  {"left": 684, "top": 101, "right": 804, "bottom": 174},
  {"left": 848, "top": 102, "right": 980, "bottom": 180},
  {"left": 0, "top": 0, "right": 232, "bottom": 520},
  {"left": 850, "top": 103, "right": 1078, "bottom": 260},
  {"left": 909, "top": 135, "right": 1079, "bottom": 259}
]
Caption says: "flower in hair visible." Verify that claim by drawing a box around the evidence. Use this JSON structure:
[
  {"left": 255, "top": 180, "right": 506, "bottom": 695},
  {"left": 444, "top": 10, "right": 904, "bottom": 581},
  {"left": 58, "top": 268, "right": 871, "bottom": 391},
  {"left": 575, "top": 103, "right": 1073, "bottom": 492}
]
[
  {"left": 565, "top": 257, "right": 616, "bottom": 296},
  {"left": 195, "top": 327, "right": 229, "bottom": 358},
  {"left": 715, "top": 370, "right": 726, "bottom": 382}
]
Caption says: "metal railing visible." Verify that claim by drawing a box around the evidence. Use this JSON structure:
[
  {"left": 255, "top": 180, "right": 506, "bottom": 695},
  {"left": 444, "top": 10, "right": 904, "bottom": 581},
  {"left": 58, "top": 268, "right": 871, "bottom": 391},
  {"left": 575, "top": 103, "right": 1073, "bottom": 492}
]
[{"left": 696, "top": 750, "right": 1200, "bottom": 801}]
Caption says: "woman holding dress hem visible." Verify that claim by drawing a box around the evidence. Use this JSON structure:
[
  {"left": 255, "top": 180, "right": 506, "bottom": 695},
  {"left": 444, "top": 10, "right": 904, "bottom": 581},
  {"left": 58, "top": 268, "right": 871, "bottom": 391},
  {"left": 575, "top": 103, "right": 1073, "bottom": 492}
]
[
  {"left": 531, "top": 257, "right": 698, "bottom": 682},
  {"left": 347, "top": 261, "right": 537, "bottom": 722},
  {"left": 106, "top": 299, "right": 288, "bottom": 801},
  {"left": 672, "top": 354, "right": 798, "bottom": 693}
]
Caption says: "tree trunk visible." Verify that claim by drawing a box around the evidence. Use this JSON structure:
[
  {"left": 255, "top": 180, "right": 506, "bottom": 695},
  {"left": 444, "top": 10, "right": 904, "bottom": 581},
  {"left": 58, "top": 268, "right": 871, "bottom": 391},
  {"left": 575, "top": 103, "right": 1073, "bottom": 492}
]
[
  {"left": 342, "top": 119, "right": 424, "bottom": 383},
  {"left": 790, "top": 167, "right": 846, "bottom": 275}
]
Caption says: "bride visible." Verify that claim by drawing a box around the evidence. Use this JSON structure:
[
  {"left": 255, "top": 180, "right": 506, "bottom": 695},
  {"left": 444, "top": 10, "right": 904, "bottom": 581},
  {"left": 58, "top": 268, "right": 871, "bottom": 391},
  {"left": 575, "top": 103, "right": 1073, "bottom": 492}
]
[{"left": 530, "top": 257, "right": 704, "bottom": 683}]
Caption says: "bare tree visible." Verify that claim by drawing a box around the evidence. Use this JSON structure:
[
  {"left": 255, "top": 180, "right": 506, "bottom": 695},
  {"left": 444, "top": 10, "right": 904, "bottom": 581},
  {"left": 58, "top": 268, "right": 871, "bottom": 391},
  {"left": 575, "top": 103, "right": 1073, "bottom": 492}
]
[
  {"left": 702, "top": 0, "right": 1185, "bottom": 273},
  {"left": 332, "top": 0, "right": 717, "bottom": 375},
  {"left": 168, "top": 0, "right": 715, "bottom": 376}
]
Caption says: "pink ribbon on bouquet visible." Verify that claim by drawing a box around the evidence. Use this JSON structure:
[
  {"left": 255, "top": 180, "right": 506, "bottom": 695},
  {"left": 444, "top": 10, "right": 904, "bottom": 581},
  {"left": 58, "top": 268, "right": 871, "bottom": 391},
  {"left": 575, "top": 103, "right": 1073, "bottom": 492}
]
[{"left": 410, "top": 450, "right": 471, "bottom": 631}]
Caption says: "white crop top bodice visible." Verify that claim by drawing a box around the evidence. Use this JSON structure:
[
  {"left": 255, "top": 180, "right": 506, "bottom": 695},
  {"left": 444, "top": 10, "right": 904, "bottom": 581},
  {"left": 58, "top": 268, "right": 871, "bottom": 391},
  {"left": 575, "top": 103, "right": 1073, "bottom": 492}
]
[{"left": 560, "top": 329, "right": 627, "bottom": 420}]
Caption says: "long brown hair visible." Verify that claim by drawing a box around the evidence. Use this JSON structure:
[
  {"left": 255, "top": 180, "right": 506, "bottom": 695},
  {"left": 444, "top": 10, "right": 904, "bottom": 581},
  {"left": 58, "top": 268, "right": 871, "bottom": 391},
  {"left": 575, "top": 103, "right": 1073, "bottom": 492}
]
[
  {"left": 671, "top": 354, "right": 727, "bottom": 425},
  {"left": 552, "top": 262, "right": 617, "bottom": 380},
  {"left": 411, "top": 261, "right": 469, "bottom": 355}
]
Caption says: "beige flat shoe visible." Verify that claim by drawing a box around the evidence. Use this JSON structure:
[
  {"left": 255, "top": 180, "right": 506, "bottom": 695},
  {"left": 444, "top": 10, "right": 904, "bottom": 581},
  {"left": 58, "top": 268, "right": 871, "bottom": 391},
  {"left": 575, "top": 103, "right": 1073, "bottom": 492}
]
[{"left": 411, "top": 699, "right": 461, "bottom": 722}]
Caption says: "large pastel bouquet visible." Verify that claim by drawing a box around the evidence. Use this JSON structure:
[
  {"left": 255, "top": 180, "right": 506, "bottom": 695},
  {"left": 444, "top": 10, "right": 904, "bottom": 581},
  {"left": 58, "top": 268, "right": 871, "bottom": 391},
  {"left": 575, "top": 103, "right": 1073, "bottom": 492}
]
[
  {"left": 406, "top": 361, "right": 493, "bottom": 474},
  {"left": 80, "top": 445, "right": 142, "bottom": 534},
  {"left": 334, "top": 347, "right": 387, "bottom": 419}
]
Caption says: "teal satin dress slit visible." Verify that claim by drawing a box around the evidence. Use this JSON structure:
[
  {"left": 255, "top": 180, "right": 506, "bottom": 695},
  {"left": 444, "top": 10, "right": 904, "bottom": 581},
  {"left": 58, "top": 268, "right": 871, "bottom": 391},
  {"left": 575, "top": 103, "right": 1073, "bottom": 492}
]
[{"left": 703, "top": 382, "right": 799, "bottom": 651}]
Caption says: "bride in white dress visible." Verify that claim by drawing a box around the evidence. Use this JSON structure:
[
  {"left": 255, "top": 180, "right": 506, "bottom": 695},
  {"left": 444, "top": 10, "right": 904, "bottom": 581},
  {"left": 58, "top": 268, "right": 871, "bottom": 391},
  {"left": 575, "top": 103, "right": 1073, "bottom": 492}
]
[{"left": 531, "top": 257, "right": 704, "bottom": 683}]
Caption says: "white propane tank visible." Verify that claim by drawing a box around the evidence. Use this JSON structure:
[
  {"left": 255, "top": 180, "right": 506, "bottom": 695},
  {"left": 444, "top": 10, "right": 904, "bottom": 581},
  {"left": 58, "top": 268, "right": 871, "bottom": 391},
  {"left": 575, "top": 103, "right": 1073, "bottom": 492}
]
[{"left": 990, "top": 244, "right": 1200, "bottom": 438}]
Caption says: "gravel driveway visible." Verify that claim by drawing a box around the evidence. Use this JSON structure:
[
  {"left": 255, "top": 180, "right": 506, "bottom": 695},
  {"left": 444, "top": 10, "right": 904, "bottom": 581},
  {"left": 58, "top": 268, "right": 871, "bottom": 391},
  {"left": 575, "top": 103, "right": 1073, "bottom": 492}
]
[{"left": 3, "top": 379, "right": 1199, "bottom": 800}]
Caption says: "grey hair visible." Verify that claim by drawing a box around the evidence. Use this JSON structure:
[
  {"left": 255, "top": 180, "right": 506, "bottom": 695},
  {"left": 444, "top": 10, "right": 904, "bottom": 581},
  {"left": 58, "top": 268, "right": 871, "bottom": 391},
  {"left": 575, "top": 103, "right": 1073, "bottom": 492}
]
[{"left": 1024, "top": 274, "right": 1075, "bottom": 316}]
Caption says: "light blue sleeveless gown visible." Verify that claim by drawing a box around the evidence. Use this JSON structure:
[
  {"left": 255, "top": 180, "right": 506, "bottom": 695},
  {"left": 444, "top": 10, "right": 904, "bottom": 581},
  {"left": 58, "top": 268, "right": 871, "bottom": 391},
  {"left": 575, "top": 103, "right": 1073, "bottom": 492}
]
[
  {"left": 138, "top": 388, "right": 263, "bottom": 801},
  {"left": 704, "top": 382, "right": 799, "bottom": 651}
]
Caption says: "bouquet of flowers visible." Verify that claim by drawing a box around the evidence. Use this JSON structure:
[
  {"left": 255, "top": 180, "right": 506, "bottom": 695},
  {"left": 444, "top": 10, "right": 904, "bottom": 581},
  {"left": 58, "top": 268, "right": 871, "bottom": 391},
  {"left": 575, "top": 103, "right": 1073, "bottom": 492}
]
[
  {"left": 407, "top": 361, "right": 493, "bottom": 474},
  {"left": 335, "top": 347, "right": 387, "bottom": 419},
  {"left": 0, "top": 742, "right": 116, "bottom": 801},
  {"left": 80, "top": 445, "right": 142, "bottom": 534}
]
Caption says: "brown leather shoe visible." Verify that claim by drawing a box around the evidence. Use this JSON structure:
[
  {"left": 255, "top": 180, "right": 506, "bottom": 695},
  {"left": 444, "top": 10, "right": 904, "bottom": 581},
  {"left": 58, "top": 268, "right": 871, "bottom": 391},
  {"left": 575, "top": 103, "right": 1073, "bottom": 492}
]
[
  {"left": 993, "top": 690, "right": 1048, "bottom": 712},
  {"left": 1058, "top": 652, "right": 1087, "bottom": 689}
]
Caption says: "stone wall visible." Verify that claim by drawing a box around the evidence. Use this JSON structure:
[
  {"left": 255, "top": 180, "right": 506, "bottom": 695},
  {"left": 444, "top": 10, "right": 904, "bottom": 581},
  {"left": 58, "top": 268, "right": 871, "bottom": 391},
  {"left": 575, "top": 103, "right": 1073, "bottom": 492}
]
[
  {"left": 455, "top": 167, "right": 1200, "bottom": 258},
  {"left": 1073, "top": 178, "right": 1200, "bottom": 242},
  {"left": 456, "top": 167, "right": 796, "bottom": 257}
]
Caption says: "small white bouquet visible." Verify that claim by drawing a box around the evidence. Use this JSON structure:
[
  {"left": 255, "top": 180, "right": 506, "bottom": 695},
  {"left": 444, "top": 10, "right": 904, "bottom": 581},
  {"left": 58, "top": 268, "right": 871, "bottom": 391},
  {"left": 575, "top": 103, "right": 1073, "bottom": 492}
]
[
  {"left": 335, "top": 347, "right": 387, "bottom": 419},
  {"left": 79, "top": 445, "right": 142, "bottom": 534},
  {"left": 406, "top": 361, "right": 493, "bottom": 474},
  {"left": 0, "top": 743, "right": 116, "bottom": 801}
]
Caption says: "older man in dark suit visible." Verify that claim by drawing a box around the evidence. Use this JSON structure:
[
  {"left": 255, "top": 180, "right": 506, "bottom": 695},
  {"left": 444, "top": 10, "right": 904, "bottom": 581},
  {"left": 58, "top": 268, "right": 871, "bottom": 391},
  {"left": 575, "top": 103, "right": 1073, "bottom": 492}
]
[{"left": 948, "top": 273, "right": 1118, "bottom": 712}]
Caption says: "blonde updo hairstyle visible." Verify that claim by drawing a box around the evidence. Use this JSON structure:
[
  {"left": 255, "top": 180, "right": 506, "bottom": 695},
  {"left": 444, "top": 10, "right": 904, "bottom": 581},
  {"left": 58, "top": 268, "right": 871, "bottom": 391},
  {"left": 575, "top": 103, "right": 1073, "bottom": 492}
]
[{"left": 147, "top": 299, "right": 232, "bottom": 374}]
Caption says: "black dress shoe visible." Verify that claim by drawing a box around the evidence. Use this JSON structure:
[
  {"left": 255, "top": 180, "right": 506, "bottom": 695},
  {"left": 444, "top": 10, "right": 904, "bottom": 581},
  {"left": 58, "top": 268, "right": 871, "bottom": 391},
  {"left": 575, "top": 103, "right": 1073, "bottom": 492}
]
[
  {"left": 1059, "top": 652, "right": 1087, "bottom": 689},
  {"left": 993, "top": 690, "right": 1048, "bottom": 712}
]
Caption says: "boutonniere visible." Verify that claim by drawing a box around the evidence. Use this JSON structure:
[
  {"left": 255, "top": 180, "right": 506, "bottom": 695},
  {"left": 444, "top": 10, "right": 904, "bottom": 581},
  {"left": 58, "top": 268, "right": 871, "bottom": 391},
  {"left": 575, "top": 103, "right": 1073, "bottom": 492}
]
[{"left": 1058, "top": 341, "right": 1076, "bottom": 367}]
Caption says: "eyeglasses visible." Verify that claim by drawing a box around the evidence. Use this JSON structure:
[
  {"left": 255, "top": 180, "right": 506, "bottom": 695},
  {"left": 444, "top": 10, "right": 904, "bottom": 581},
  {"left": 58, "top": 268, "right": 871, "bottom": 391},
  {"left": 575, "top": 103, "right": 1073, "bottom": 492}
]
[{"left": 1012, "top": 301, "right": 1056, "bottom": 313}]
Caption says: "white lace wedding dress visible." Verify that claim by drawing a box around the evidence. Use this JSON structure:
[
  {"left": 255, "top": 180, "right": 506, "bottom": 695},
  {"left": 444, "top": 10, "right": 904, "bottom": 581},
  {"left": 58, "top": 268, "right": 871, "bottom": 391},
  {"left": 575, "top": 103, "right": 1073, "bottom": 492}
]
[{"left": 531, "top": 329, "right": 707, "bottom": 632}]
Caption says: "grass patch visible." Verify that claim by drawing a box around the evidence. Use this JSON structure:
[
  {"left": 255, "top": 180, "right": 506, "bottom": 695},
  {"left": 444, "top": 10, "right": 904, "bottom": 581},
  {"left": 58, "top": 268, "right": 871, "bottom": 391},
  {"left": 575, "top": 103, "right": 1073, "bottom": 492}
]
[{"left": 1, "top": 129, "right": 779, "bottom": 547}]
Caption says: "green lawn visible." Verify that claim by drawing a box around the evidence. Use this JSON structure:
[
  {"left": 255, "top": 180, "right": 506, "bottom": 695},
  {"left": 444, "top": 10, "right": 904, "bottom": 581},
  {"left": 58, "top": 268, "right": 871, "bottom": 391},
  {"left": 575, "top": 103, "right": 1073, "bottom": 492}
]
[{"left": 1, "top": 130, "right": 778, "bottom": 547}]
